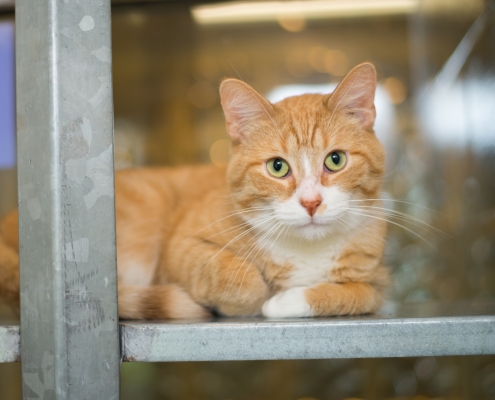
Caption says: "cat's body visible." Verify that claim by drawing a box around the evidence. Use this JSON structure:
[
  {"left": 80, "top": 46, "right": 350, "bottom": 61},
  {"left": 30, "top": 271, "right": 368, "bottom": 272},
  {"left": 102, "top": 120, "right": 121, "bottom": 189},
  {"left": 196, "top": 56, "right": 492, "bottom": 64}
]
[{"left": 0, "top": 63, "right": 389, "bottom": 319}]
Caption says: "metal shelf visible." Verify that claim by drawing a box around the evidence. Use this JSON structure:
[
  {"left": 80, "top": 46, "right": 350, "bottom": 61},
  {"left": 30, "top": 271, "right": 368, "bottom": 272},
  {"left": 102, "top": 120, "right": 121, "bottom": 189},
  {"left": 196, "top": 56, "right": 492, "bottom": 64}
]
[
  {"left": 3, "top": 301, "right": 494, "bottom": 363},
  {"left": 121, "top": 301, "right": 495, "bottom": 362},
  {"left": 0, "top": 301, "right": 495, "bottom": 362}
]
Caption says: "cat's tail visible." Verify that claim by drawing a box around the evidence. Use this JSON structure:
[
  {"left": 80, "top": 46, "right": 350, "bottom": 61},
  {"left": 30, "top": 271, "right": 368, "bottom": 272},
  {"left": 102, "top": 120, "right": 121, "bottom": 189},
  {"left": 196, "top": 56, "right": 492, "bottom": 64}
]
[
  {"left": 0, "top": 210, "right": 20, "bottom": 313},
  {"left": 118, "top": 284, "right": 211, "bottom": 319}
]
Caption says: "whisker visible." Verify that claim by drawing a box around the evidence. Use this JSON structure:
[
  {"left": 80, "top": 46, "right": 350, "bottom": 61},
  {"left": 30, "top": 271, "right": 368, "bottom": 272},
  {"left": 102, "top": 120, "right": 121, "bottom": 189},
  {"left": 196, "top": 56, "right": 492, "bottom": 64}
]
[
  {"left": 344, "top": 210, "right": 434, "bottom": 247},
  {"left": 265, "top": 224, "right": 291, "bottom": 287},
  {"left": 338, "top": 214, "right": 387, "bottom": 244},
  {"left": 235, "top": 222, "right": 283, "bottom": 296},
  {"left": 344, "top": 198, "right": 445, "bottom": 215},
  {"left": 195, "top": 214, "right": 278, "bottom": 277},
  {"left": 224, "top": 221, "right": 281, "bottom": 298},
  {"left": 188, "top": 206, "right": 271, "bottom": 239},
  {"left": 203, "top": 211, "right": 276, "bottom": 241},
  {"left": 339, "top": 206, "right": 443, "bottom": 239},
  {"left": 349, "top": 205, "right": 452, "bottom": 238}
]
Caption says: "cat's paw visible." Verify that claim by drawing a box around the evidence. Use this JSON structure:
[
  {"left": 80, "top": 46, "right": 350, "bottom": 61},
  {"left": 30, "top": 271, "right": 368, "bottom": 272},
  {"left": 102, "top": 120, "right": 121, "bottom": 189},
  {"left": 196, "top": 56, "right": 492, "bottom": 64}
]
[{"left": 262, "top": 287, "right": 312, "bottom": 318}]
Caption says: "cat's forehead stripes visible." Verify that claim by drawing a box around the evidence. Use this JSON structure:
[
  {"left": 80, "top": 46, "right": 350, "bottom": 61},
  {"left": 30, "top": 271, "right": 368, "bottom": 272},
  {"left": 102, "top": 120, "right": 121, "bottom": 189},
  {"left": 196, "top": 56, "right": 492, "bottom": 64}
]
[
  {"left": 302, "top": 154, "right": 313, "bottom": 177},
  {"left": 280, "top": 100, "right": 325, "bottom": 148}
]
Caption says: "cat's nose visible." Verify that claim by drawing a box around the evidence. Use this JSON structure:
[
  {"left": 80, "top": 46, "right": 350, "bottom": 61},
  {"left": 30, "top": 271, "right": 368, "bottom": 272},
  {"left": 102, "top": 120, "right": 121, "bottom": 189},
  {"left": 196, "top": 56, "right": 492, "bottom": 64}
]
[{"left": 300, "top": 195, "right": 322, "bottom": 217}]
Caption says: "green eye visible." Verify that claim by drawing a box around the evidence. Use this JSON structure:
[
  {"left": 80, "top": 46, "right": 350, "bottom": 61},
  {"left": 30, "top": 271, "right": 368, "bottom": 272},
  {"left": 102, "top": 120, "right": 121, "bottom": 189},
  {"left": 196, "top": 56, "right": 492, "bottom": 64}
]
[
  {"left": 324, "top": 151, "right": 347, "bottom": 172},
  {"left": 266, "top": 158, "right": 290, "bottom": 178}
]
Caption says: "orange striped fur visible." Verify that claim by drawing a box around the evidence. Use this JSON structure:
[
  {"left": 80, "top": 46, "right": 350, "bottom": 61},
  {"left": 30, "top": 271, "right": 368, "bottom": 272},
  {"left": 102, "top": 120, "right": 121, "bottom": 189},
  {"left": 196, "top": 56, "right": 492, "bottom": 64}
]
[{"left": 0, "top": 63, "right": 388, "bottom": 319}]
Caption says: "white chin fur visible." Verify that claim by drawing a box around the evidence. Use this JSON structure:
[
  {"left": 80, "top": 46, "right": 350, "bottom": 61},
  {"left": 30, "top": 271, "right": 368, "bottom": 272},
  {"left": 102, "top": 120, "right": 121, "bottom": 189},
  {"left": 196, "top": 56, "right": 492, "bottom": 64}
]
[{"left": 294, "top": 223, "right": 333, "bottom": 240}]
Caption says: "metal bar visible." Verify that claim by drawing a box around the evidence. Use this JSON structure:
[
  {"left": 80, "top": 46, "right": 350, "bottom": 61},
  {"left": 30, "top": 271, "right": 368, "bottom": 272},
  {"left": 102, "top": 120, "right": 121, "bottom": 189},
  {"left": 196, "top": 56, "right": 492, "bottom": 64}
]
[
  {"left": 0, "top": 326, "right": 20, "bottom": 363},
  {"left": 121, "top": 301, "right": 495, "bottom": 362},
  {"left": 1, "top": 301, "right": 495, "bottom": 363},
  {"left": 16, "top": 1, "right": 119, "bottom": 398}
]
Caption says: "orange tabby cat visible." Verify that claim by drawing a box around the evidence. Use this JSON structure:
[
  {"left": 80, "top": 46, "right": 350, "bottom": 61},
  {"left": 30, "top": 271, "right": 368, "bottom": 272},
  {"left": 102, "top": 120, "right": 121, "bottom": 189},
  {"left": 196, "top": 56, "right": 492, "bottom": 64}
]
[{"left": 0, "top": 62, "right": 388, "bottom": 319}]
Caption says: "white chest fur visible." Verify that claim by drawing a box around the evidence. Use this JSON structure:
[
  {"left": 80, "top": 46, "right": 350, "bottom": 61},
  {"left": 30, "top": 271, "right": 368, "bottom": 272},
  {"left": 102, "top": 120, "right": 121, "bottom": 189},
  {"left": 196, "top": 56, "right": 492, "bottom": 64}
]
[{"left": 265, "top": 234, "right": 344, "bottom": 288}]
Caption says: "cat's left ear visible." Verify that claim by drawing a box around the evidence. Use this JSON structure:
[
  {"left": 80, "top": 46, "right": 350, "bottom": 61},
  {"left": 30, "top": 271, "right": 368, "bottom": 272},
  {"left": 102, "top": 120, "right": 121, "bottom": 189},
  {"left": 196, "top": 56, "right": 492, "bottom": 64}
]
[
  {"left": 325, "top": 62, "right": 377, "bottom": 131},
  {"left": 219, "top": 78, "right": 275, "bottom": 143}
]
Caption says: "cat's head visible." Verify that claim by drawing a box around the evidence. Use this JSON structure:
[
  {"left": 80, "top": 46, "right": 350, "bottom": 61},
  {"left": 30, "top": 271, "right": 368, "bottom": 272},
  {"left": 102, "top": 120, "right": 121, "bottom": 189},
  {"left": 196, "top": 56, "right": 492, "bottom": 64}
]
[{"left": 220, "top": 63, "right": 385, "bottom": 241}]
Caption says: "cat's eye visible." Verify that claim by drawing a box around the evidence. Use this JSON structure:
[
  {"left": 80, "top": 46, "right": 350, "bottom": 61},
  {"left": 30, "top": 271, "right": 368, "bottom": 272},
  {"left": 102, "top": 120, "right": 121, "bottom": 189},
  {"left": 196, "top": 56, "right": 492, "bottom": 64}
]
[
  {"left": 324, "top": 151, "right": 347, "bottom": 172},
  {"left": 266, "top": 158, "right": 290, "bottom": 178}
]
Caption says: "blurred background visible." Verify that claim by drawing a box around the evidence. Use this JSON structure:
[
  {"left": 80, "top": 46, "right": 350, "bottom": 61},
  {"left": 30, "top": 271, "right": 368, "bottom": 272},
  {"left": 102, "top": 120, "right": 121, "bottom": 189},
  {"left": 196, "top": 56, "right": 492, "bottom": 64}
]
[{"left": 1, "top": 0, "right": 495, "bottom": 398}]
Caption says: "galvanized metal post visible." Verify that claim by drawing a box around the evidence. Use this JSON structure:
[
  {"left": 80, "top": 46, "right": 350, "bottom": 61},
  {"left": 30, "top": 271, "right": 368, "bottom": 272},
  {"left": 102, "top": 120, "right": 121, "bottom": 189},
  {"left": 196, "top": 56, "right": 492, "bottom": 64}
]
[{"left": 16, "top": 0, "right": 120, "bottom": 398}]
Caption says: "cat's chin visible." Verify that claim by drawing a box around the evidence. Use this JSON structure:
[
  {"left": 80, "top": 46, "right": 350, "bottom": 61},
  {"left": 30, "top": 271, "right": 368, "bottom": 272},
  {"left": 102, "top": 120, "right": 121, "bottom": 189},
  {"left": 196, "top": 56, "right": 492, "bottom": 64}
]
[{"left": 293, "top": 222, "right": 335, "bottom": 241}]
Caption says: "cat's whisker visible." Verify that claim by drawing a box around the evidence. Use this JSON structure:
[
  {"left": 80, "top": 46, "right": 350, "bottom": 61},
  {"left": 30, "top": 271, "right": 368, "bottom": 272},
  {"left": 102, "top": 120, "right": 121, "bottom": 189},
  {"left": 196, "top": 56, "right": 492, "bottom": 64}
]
[
  {"left": 344, "top": 198, "right": 445, "bottom": 215},
  {"left": 224, "top": 221, "right": 281, "bottom": 299},
  {"left": 337, "top": 214, "right": 387, "bottom": 244},
  {"left": 203, "top": 211, "right": 276, "bottom": 241},
  {"left": 264, "top": 223, "right": 292, "bottom": 287},
  {"left": 338, "top": 205, "right": 444, "bottom": 239},
  {"left": 215, "top": 205, "right": 271, "bottom": 216},
  {"left": 188, "top": 207, "right": 272, "bottom": 239},
  {"left": 256, "top": 224, "right": 283, "bottom": 285},
  {"left": 195, "top": 215, "right": 278, "bottom": 277},
  {"left": 234, "top": 222, "right": 283, "bottom": 296},
  {"left": 349, "top": 205, "right": 451, "bottom": 238},
  {"left": 343, "top": 209, "right": 434, "bottom": 247},
  {"left": 245, "top": 222, "right": 285, "bottom": 286}
]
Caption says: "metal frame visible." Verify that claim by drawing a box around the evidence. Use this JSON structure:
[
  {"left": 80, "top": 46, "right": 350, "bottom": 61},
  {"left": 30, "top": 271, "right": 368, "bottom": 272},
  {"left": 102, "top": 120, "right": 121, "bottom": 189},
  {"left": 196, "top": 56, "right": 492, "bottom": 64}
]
[
  {"left": 15, "top": 0, "right": 119, "bottom": 398},
  {"left": 0, "top": 0, "right": 494, "bottom": 399},
  {"left": 2, "top": 301, "right": 495, "bottom": 365},
  {"left": 121, "top": 310, "right": 495, "bottom": 362}
]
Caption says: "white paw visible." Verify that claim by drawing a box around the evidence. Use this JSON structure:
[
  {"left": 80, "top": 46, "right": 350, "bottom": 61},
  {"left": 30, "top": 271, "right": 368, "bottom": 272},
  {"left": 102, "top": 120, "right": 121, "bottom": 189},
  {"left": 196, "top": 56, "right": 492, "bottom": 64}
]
[{"left": 262, "top": 287, "right": 312, "bottom": 318}]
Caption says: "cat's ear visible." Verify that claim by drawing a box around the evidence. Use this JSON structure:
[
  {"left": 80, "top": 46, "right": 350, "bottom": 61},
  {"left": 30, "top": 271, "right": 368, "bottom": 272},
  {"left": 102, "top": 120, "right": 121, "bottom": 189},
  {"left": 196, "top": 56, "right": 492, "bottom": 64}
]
[
  {"left": 325, "top": 62, "right": 377, "bottom": 131},
  {"left": 220, "top": 78, "right": 275, "bottom": 143}
]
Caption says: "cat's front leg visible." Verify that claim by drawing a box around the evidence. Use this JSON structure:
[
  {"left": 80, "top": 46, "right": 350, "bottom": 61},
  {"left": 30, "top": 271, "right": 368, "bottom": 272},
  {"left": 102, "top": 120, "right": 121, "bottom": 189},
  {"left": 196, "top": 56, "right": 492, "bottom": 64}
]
[
  {"left": 172, "top": 238, "right": 270, "bottom": 316},
  {"left": 262, "top": 282, "right": 382, "bottom": 318}
]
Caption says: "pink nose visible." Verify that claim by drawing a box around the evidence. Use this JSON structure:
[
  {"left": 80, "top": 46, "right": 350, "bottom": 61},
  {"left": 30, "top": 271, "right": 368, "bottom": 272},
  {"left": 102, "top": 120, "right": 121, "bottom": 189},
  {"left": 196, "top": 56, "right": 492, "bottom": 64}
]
[{"left": 300, "top": 195, "right": 322, "bottom": 217}]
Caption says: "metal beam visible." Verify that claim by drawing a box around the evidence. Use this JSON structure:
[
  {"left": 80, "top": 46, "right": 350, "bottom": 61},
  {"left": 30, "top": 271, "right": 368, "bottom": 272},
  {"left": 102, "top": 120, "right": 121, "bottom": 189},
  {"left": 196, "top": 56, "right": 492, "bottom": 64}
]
[
  {"left": 0, "top": 326, "right": 19, "bottom": 363},
  {"left": 1, "top": 301, "right": 495, "bottom": 363},
  {"left": 121, "top": 301, "right": 495, "bottom": 362},
  {"left": 16, "top": 0, "right": 119, "bottom": 398}
]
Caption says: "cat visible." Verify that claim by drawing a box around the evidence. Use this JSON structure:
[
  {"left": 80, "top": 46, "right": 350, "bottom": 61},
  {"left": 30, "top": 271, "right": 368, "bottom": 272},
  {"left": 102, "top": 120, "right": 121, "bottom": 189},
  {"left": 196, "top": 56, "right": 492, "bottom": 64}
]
[{"left": 0, "top": 62, "right": 388, "bottom": 319}]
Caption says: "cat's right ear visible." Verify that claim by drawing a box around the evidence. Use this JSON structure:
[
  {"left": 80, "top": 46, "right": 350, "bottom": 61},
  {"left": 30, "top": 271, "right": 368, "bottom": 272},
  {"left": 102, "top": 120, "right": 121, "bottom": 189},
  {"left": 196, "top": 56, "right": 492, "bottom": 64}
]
[
  {"left": 325, "top": 62, "right": 377, "bottom": 132},
  {"left": 219, "top": 79, "right": 274, "bottom": 144}
]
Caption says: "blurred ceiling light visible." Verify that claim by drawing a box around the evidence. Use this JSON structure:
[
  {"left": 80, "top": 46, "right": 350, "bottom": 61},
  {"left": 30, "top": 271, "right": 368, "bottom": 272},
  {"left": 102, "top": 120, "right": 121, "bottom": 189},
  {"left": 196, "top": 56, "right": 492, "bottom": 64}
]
[
  {"left": 277, "top": 15, "right": 307, "bottom": 32},
  {"left": 191, "top": 0, "right": 419, "bottom": 25},
  {"left": 323, "top": 49, "right": 349, "bottom": 76},
  {"left": 309, "top": 46, "right": 328, "bottom": 73}
]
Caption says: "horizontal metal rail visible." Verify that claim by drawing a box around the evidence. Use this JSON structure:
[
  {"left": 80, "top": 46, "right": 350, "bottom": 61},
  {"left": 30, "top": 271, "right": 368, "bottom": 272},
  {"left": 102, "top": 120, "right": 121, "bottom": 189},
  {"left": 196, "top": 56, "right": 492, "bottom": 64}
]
[
  {"left": 2, "top": 301, "right": 494, "bottom": 363},
  {"left": 121, "top": 304, "right": 495, "bottom": 362}
]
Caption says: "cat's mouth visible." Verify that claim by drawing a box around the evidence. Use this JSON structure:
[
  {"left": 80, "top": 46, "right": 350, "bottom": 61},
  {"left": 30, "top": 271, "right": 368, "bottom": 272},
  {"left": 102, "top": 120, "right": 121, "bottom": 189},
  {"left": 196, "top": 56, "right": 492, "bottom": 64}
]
[{"left": 298, "top": 218, "right": 328, "bottom": 228}]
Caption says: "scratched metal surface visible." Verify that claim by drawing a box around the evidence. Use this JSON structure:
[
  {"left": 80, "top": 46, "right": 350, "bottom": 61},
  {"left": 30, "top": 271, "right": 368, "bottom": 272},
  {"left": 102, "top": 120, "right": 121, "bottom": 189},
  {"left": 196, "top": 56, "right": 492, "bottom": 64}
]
[
  {"left": 16, "top": 0, "right": 119, "bottom": 398},
  {"left": 1, "top": 301, "right": 494, "bottom": 364},
  {"left": 0, "top": 326, "right": 19, "bottom": 363},
  {"left": 121, "top": 301, "right": 495, "bottom": 362}
]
